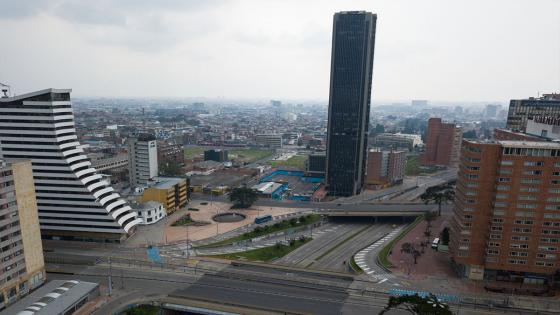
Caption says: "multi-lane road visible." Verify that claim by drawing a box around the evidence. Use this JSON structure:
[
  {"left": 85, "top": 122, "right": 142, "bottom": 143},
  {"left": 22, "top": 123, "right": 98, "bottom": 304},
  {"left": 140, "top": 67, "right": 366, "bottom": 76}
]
[{"left": 43, "top": 259, "right": 557, "bottom": 315}]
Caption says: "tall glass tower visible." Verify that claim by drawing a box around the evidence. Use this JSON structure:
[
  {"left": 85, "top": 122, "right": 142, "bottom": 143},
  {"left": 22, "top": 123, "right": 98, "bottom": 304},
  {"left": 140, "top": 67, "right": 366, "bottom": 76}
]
[{"left": 326, "top": 11, "right": 377, "bottom": 196}]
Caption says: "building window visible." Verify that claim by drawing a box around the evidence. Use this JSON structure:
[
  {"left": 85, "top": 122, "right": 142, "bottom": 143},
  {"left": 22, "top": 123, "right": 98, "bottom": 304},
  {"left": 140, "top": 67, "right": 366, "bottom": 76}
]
[
  {"left": 547, "top": 197, "right": 560, "bottom": 202},
  {"left": 513, "top": 227, "right": 532, "bottom": 233},
  {"left": 499, "top": 169, "right": 512, "bottom": 174},
  {"left": 520, "top": 187, "right": 540, "bottom": 192},
  {"left": 501, "top": 160, "right": 514, "bottom": 166},
  {"left": 514, "top": 220, "right": 533, "bottom": 225},
  {"left": 517, "top": 204, "right": 537, "bottom": 209},
  {"left": 490, "top": 234, "right": 502, "bottom": 239},
  {"left": 521, "top": 178, "right": 541, "bottom": 184},
  {"left": 496, "top": 194, "right": 508, "bottom": 199},
  {"left": 498, "top": 177, "right": 511, "bottom": 183},
  {"left": 519, "top": 195, "right": 537, "bottom": 201},
  {"left": 489, "top": 242, "right": 500, "bottom": 247},
  {"left": 492, "top": 218, "right": 504, "bottom": 224},
  {"left": 493, "top": 210, "right": 505, "bottom": 216},
  {"left": 487, "top": 249, "right": 499, "bottom": 255},
  {"left": 512, "top": 235, "right": 530, "bottom": 241},
  {"left": 497, "top": 185, "right": 510, "bottom": 191}
]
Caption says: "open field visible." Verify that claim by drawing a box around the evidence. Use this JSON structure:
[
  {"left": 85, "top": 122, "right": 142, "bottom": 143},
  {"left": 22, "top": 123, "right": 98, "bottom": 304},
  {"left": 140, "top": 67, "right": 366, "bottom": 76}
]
[
  {"left": 230, "top": 149, "right": 273, "bottom": 163},
  {"left": 184, "top": 146, "right": 207, "bottom": 159},
  {"left": 269, "top": 155, "right": 307, "bottom": 170}
]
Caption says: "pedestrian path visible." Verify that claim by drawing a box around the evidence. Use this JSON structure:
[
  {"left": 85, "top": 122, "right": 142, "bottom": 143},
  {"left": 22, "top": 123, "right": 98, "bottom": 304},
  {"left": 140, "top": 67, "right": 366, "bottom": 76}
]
[{"left": 353, "top": 226, "right": 403, "bottom": 284}]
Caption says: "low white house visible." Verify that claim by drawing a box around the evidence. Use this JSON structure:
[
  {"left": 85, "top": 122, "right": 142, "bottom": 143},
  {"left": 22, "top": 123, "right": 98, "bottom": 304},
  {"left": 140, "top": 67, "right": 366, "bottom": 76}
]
[{"left": 132, "top": 201, "right": 166, "bottom": 225}]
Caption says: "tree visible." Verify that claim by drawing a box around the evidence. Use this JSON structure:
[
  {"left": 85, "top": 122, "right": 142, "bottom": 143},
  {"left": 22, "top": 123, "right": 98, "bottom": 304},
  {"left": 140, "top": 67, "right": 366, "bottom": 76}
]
[
  {"left": 421, "top": 184, "right": 455, "bottom": 216},
  {"left": 440, "top": 227, "right": 450, "bottom": 246},
  {"left": 379, "top": 294, "right": 453, "bottom": 315},
  {"left": 159, "top": 161, "right": 182, "bottom": 176},
  {"left": 401, "top": 242, "right": 421, "bottom": 264},
  {"left": 229, "top": 187, "right": 258, "bottom": 208}
]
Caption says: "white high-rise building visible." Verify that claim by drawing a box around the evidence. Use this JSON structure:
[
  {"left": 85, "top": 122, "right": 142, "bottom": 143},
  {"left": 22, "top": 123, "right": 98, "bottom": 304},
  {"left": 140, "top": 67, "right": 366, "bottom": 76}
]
[
  {"left": 0, "top": 89, "right": 142, "bottom": 242},
  {"left": 128, "top": 135, "right": 158, "bottom": 187}
]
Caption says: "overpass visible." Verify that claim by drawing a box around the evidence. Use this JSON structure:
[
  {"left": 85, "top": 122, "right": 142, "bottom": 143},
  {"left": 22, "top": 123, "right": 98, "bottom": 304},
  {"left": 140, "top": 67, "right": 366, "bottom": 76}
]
[{"left": 320, "top": 202, "right": 438, "bottom": 217}]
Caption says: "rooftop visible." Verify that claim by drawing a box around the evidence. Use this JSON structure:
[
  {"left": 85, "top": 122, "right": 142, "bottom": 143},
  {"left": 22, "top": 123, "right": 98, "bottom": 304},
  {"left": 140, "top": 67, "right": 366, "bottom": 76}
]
[
  {"left": 150, "top": 177, "right": 185, "bottom": 189},
  {"left": 5, "top": 280, "right": 98, "bottom": 315}
]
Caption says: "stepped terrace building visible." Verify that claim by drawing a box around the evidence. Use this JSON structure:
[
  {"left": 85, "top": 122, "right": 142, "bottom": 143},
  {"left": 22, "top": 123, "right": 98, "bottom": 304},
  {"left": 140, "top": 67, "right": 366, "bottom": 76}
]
[{"left": 0, "top": 89, "right": 142, "bottom": 242}]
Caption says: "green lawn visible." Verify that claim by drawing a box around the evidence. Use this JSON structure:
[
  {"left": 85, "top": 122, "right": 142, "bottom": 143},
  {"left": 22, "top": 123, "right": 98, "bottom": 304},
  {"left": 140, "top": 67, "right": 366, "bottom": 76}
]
[
  {"left": 230, "top": 149, "right": 273, "bottom": 163},
  {"left": 269, "top": 155, "right": 308, "bottom": 170},
  {"left": 210, "top": 237, "right": 311, "bottom": 262},
  {"left": 405, "top": 155, "right": 420, "bottom": 176},
  {"left": 184, "top": 146, "right": 207, "bottom": 159},
  {"left": 196, "top": 214, "right": 321, "bottom": 248}
]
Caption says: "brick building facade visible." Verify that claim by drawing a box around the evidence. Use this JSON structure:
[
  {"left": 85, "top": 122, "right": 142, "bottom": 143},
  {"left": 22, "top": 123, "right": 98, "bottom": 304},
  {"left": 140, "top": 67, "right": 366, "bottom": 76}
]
[
  {"left": 421, "top": 118, "right": 462, "bottom": 167},
  {"left": 451, "top": 140, "right": 560, "bottom": 283}
]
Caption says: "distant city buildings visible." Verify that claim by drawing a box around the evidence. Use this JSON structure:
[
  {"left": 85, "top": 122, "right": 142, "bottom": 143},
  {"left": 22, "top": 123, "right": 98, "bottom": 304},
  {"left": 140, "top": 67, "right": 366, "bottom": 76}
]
[
  {"left": 506, "top": 93, "right": 560, "bottom": 132},
  {"left": 411, "top": 100, "right": 428, "bottom": 107},
  {"left": 421, "top": 118, "right": 462, "bottom": 167},
  {"left": 373, "top": 133, "right": 423, "bottom": 151},
  {"left": 484, "top": 104, "right": 501, "bottom": 119},
  {"left": 326, "top": 11, "right": 376, "bottom": 197},
  {"left": 0, "top": 89, "right": 141, "bottom": 242},
  {"left": 204, "top": 149, "right": 229, "bottom": 162},
  {"left": 157, "top": 141, "right": 184, "bottom": 166},
  {"left": 128, "top": 134, "right": 158, "bottom": 187},
  {"left": 451, "top": 139, "right": 560, "bottom": 282},
  {"left": 255, "top": 134, "right": 283, "bottom": 149},
  {"left": 0, "top": 161, "right": 45, "bottom": 307},
  {"left": 365, "top": 149, "right": 406, "bottom": 187}
]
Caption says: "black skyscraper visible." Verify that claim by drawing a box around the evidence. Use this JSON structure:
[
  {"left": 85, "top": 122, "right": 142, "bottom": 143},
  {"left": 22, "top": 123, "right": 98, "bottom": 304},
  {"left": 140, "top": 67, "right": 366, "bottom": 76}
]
[{"left": 326, "top": 11, "right": 376, "bottom": 196}]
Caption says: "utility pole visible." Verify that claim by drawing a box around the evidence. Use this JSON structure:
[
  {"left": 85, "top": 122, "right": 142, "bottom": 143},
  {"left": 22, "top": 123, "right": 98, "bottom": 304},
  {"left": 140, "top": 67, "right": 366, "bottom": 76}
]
[{"left": 108, "top": 256, "right": 112, "bottom": 297}]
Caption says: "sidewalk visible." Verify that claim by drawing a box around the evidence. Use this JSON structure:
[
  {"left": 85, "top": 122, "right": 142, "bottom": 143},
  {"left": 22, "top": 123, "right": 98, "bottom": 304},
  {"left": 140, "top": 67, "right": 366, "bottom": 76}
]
[{"left": 388, "top": 214, "right": 455, "bottom": 282}]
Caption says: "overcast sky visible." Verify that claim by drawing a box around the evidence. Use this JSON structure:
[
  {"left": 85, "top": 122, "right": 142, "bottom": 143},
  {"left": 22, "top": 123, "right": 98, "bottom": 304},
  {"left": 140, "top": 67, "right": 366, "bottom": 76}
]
[{"left": 0, "top": 0, "right": 559, "bottom": 102}]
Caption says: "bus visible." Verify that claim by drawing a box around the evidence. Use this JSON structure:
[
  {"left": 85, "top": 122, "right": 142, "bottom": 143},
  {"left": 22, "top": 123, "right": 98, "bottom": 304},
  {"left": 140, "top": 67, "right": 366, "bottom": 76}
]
[{"left": 254, "top": 214, "right": 273, "bottom": 224}]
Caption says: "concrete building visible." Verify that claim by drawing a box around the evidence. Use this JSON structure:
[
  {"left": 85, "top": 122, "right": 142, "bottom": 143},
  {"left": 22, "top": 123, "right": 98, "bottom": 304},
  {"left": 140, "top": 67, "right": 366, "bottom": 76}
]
[
  {"left": 157, "top": 141, "right": 184, "bottom": 166},
  {"left": 326, "top": 11, "right": 376, "bottom": 197},
  {"left": 365, "top": 149, "right": 406, "bottom": 187},
  {"left": 484, "top": 104, "right": 501, "bottom": 119},
  {"left": 256, "top": 134, "right": 283, "bottom": 149},
  {"left": 204, "top": 149, "right": 229, "bottom": 162},
  {"left": 0, "top": 89, "right": 141, "bottom": 242},
  {"left": 131, "top": 200, "right": 166, "bottom": 225},
  {"left": 140, "top": 177, "right": 188, "bottom": 214},
  {"left": 526, "top": 116, "right": 560, "bottom": 140},
  {"left": 0, "top": 161, "right": 45, "bottom": 309},
  {"left": 7, "top": 280, "right": 99, "bottom": 315},
  {"left": 421, "top": 118, "right": 462, "bottom": 167},
  {"left": 506, "top": 93, "right": 560, "bottom": 132},
  {"left": 90, "top": 153, "right": 128, "bottom": 172},
  {"left": 306, "top": 153, "right": 326, "bottom": 177},
  {"left": 128, "top": 134, "right": 158, "bottom": 187},
  {"left": 451, "top": 140, "right": 560, "bottom": 283},
  {"left": 373, "top": 133, "right": 423, "bottom": 151}
]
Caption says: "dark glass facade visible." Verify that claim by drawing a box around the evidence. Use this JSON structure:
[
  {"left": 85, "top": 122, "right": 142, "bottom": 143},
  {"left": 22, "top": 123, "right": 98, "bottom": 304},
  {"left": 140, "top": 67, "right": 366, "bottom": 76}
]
[{"left": 326, "top": 11, "right": 376, "bottom": 196}]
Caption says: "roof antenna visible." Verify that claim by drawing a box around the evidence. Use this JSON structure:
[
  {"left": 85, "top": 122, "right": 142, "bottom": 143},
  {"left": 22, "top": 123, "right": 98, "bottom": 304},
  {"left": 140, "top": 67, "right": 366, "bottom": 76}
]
[{"left": 0, "top": 82, "right": 10, "bottom": 98}]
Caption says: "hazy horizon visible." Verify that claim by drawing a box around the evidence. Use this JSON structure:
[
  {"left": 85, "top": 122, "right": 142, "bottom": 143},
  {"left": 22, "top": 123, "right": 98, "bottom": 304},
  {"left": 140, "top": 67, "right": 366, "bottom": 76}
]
[{"left": 1, "top": 0, "right": 559, "bottom": 102}]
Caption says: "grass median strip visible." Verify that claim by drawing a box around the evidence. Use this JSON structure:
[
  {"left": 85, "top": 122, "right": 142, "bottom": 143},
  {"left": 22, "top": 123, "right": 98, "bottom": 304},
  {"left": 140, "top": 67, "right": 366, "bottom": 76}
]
[
  {"left": 208, "top": 237, "right": 311, "bottom": 262},
  {"left": 196, "top": 214, "right": 320, "bottom": 249},
  {"left": 377, "top": 215, "right": 424, "bottom": 269}
]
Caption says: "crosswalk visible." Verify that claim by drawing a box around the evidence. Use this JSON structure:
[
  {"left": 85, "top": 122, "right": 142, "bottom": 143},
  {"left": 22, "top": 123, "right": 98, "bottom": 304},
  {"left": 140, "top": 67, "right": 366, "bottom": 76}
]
[{"left": 353, "top": 226, "right": 403, "bottom": 284}]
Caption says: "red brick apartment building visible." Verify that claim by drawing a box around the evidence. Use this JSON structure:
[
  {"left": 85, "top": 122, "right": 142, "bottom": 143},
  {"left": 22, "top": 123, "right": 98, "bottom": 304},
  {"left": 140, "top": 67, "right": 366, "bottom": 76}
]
[
  {"left": 365, "top": 149, "right": 406, "bottom": 187},
  {"left": 422, "top": 118, "right": 462, "bottom": 167},
  {"left": 451, "top": 139, "right": 560, "bottom": 284}
]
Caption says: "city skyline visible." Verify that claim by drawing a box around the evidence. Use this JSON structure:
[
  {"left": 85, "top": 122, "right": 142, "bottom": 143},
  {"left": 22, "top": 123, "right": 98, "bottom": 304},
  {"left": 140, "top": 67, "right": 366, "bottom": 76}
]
[{"left": 0, "top": 0, "right": 558, "bottom": 101}]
